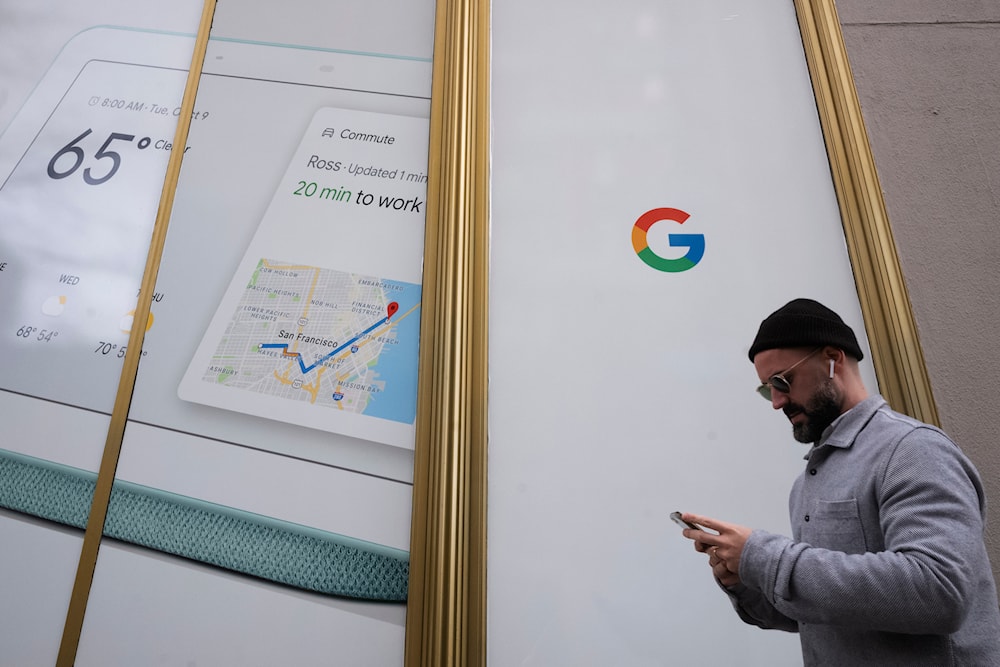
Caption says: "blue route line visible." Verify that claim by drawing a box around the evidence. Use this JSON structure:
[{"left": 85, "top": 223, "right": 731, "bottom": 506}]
[{"left": 259, "top": 316, "right": 390, "bottom": 374}]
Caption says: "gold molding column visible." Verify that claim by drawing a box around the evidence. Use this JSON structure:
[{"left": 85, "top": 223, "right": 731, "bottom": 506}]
[
  {"left": 405, "top": 0, "right": 489, "bottom": 663},
  {"left": 55, "top": 2, "right": 218, "bottom": 665},
  {"left": 794, "top": 0, "right": 940, "bottom": 425}
]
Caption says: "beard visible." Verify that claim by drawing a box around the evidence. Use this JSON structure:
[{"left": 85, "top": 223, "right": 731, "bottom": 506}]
[{"left": 785, "top": 380, "right": 843, "bottom": 443}]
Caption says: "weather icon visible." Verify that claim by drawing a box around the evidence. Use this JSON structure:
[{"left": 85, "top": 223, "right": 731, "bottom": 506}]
[
  {"left": 120, "top": 309, "right": 154, "bottom": 333},
  {"left": 41, "top": 295, "right": 67, "bottom": 317}
]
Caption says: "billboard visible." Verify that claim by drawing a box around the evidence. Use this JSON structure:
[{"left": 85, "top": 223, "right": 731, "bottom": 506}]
[
  {"left": 0, "top": 1, "right": 436, "bottom": 663},
  {"left": 488, "top": 2, "right": 879, "bottom": 664}
]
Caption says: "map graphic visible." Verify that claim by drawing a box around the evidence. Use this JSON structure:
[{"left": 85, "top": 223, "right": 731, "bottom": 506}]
[
  {"left": 198, "top": 258, "right": 421, "bottom": 426},
  {"left": 179, "top": 107, "right": 429, "bottom": 449}
]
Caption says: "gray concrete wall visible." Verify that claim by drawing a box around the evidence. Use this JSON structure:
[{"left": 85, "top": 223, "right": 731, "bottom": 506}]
[{"left": 837, "top": 1, "right": 1000, "bottom": 583}]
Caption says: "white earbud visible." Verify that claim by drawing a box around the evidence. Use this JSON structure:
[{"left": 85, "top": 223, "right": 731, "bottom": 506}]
[{"left": 829, "top": 359, "right": 835, "bottom": 378}]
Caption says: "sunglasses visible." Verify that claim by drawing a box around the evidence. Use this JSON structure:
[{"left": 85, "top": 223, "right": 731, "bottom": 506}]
[{"left": 756, "top": 348, "right": 823, "bottom": 401}]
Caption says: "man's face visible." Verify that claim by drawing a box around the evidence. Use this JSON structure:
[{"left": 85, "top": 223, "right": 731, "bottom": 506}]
[{"left": 754, "top": 347, "right": 844, "bottom": 443}]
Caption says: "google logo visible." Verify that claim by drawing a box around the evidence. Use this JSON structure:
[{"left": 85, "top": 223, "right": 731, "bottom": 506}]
[{"left": 631, "top": 207, "right": 705, "bottom": 273}]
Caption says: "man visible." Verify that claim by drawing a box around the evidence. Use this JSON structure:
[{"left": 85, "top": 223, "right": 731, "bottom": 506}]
[{"left": 681, "top": 298, "right": 1000, "bottom": 665}]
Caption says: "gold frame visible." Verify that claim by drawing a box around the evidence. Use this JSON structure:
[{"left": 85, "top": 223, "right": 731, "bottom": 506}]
[
  {"left": 794, "top": 0, "right": 939, "bottom": 425},
  {"left": 405, "top": 0, "right": 489, "bottom": 664},
  {"left": 57, "top": 2, "right": 218, "bottom": 664}
]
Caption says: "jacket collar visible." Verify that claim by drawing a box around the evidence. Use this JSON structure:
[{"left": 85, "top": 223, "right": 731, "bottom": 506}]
[{"left": 804, "top": 394, "right": 886, "bottom": 459}]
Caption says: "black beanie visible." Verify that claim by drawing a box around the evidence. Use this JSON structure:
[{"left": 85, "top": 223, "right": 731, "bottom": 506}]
[{"left": 748, "top": 298, "right": 863, "bottom": 362}]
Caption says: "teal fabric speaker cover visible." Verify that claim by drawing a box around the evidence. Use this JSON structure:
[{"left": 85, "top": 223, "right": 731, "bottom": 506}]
[{"left": 0, "top": 448, "right": 409, "bottom": 601}]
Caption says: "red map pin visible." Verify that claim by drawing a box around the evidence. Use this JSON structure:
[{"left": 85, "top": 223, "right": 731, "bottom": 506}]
[{"left": 386, "top": 302, "right": 399, "bottom": 319}]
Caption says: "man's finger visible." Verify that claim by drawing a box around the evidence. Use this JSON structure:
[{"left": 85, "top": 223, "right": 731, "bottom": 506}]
[
  {"left": 683, "top": 528, "right": 719, "bottom": 550},
  {"left": 683, "top": 513, "right": 725, "bottom": 533}
]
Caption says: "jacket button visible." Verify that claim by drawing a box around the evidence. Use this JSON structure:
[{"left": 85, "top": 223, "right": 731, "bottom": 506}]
[{"left": 804, "top": 515, "right": 810, "bottom": 522}]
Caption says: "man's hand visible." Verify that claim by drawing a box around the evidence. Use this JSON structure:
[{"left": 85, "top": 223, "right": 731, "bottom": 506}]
[{"left": 680, "top": 512, "right": 752, "bottom": 588}]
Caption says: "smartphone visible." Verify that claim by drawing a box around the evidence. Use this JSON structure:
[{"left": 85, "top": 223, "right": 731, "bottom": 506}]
[{"left": 670, "top": 511, "right": 702, "bottom": 530}]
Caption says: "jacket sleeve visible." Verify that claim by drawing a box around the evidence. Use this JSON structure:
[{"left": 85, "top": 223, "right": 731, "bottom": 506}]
[
  {"left": 722, "top": 582, "right": 799, "bottom": 633},
  {"left": 737, "top": 428, "right": 986, "bottom": 634}
]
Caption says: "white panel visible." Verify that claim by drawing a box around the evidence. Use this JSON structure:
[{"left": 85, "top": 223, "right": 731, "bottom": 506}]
[
  {"left": 77, "top": 542, "right": 405, "bottom": 667},
  {"left": 489, "top": 1, "right": 877, "bottom": 664},
  {"left": 0, "top": 514, "right": 82, "bottom": 667}
]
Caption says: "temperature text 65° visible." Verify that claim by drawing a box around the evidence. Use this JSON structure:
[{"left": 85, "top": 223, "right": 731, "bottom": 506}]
[{"left": 47, "top": 129, "right": 154, "bottom": 185}]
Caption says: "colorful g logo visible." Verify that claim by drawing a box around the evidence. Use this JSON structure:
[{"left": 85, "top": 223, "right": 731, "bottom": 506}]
[{"left": 631, "top": 207, "right": 705, "bottom": 273}]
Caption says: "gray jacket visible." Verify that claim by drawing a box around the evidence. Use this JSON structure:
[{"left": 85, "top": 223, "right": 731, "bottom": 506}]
[{"left": 728, "top": 395, "right": 1000, "bottom": 665}]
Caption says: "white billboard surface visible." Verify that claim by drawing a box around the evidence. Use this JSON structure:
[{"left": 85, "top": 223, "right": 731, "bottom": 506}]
[
  {"left": 489, "top": 2, "right": 878, "bottom": 665},
  {"left": 0, "top": 0, "right": 435, "bottom": 663}
]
